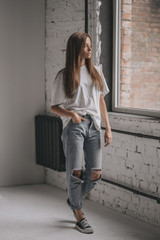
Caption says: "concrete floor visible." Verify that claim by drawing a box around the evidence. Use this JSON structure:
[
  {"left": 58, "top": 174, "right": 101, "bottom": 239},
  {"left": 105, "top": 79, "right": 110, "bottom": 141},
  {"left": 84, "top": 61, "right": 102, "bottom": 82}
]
[{"left": 0, "top": 184, "right": 159, "bottom": 240}]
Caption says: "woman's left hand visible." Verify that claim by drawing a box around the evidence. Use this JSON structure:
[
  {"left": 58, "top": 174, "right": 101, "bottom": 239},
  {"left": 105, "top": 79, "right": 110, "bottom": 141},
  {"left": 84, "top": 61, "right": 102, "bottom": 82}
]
[{"left": 104, "top": 128, "right": 112, "bottom": 147}]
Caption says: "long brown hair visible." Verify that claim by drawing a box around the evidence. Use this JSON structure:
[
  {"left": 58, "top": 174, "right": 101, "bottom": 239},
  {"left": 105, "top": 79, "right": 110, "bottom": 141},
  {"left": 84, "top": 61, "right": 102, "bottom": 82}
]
[{"left": 64, "top": 32, "right": 103, "bottom": 98}]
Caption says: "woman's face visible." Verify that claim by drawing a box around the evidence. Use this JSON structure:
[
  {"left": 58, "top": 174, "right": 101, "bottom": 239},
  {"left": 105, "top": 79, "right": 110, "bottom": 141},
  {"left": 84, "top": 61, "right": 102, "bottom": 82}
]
[{"left": 80, "top": 37, "right": 92, "bottom": 59}]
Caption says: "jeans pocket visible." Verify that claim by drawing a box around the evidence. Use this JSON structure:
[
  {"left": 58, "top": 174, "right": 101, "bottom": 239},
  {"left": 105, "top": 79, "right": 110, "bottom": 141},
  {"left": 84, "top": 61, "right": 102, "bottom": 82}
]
[{"left": 70, "top": 119, "right": 82, "bottom": 125}]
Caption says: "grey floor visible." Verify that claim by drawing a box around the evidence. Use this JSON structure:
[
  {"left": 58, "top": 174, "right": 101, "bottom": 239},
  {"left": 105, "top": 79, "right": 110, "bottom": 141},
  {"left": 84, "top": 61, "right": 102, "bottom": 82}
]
[{"left": 0, "top": 184, "right": 159, "bottom": 240}]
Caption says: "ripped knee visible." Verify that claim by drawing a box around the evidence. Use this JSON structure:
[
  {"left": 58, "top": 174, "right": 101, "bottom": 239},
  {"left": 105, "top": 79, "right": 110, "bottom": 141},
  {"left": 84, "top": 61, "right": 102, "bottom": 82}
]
[
  {"left": 91, "top": 170, "right": 101, "bottom": 181},
  {"left": 73, "top": 170, "right": 83, "bottom": 179}
]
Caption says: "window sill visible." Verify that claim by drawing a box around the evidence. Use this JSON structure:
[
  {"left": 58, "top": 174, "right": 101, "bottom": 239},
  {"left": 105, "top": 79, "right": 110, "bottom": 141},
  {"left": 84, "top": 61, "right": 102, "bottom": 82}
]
[{"left": 101, "top": 112, "right": 160, "bottom": 138}]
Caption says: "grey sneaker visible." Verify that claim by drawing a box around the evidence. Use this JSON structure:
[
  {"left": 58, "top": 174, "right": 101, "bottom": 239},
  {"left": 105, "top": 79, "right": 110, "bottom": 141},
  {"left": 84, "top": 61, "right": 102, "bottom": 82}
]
[{"left": 75, "top": 218, "right": 94, "bottom": 234}]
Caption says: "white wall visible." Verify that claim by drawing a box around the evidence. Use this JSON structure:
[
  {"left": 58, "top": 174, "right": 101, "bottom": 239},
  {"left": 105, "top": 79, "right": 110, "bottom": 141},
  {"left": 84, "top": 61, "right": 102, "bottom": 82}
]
[{"left": 0, "top": 0, "right": 45, "bottom": 186}]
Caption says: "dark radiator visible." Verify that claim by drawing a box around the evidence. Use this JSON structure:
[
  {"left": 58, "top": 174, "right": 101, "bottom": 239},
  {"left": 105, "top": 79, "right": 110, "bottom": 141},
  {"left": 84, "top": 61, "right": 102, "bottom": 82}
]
[{"left": 35, "top": 115, "right": 65, "bottom": 171}]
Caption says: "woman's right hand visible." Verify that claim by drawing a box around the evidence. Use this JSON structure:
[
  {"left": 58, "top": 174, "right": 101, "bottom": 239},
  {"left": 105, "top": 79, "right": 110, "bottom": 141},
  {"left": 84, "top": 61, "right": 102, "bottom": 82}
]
[{"left": 71, "top": 112, "right": 87, "bottom": 123}]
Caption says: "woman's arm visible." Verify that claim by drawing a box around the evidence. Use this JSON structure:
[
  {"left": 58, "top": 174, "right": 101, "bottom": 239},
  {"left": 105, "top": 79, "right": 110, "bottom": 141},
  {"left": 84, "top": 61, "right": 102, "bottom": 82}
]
[
  {"left": 51, "top": 105, "right": 86, "bottom": 123},
  {"left": 100, "top": 94, "right": 112, "bottom": 147}
]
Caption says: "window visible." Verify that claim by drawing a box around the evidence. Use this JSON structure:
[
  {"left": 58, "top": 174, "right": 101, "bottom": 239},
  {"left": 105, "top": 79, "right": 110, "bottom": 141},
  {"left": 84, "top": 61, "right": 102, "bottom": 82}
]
[{"left": 112, "top": 0, "right": 160, "bottom": 117}]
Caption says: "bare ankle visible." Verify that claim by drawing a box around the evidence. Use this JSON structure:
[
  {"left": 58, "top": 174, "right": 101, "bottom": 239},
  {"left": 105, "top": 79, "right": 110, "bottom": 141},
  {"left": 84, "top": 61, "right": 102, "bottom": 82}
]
[{"left": 75, "top": 209, "right": 84, "bottom": 222}]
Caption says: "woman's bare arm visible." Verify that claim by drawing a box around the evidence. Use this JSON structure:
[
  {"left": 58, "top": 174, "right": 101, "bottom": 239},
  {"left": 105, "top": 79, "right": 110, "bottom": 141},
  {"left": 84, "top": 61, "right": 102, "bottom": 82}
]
[
  {"left": 99, "top": 94, "right": 112, "bottom": 147},
  {"left": 51, "top": 105, "right": 86, "bottom": 123}
]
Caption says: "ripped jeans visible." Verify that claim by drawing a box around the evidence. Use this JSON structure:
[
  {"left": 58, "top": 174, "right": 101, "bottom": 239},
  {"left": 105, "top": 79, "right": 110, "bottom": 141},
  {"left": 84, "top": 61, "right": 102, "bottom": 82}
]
[{"left": 61, "top": 114, "right": 102, "bottom": 210}]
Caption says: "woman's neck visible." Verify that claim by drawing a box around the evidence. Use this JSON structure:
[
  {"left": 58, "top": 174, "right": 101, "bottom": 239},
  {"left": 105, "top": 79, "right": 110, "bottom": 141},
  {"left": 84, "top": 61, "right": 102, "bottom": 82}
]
[{"left": 80, "top": 58, "right": 85, "bottom": 66}]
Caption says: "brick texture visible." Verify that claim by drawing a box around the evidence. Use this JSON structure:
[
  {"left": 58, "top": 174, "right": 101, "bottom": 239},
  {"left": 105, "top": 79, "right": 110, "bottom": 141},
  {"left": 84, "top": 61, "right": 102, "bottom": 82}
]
[
  {"left": 45, "top": 0, "right": 85, "bottom": 113},
  {"left": 121, "top": 0, "right": 160, "bottom": 110}
]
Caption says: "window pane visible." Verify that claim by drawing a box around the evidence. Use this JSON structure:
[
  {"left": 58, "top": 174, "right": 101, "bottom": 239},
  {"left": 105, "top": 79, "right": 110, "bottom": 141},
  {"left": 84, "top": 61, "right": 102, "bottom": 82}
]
[{"left": 120, "top": 0, "right": 160, "bottom": 111}]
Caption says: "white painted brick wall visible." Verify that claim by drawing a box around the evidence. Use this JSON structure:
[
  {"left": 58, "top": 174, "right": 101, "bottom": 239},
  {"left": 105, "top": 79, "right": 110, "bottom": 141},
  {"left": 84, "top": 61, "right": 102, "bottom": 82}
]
[
  {"left": 88, "top": 0, "right": 102, "bottom": 66},
  {"left": 45, "top": 168, "right": 67, "bottom": 191},
  {"left": 45, "top": 0, "right": 85, "bottom": 113},
  {"left": 87, "top": 180, "right": 160, "bottom": 226},
  {"left": 101, "top": 130, "right": 160, "bottom": 197},
  {"left": 45, "top": 0, "right": 160, "bottom": 227}
]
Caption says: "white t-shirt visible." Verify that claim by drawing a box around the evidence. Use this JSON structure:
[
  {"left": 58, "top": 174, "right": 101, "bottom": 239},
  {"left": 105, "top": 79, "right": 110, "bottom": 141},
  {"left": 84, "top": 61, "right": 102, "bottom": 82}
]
[{"left": 51, "top": 65, "right": 109, "bottom": 131}]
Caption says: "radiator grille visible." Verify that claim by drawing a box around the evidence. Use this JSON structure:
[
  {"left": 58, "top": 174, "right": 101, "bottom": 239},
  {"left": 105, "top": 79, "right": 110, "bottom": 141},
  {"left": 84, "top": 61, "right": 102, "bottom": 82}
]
[{"left": 35, "top": 115, "right": 65, "bottom": 171}]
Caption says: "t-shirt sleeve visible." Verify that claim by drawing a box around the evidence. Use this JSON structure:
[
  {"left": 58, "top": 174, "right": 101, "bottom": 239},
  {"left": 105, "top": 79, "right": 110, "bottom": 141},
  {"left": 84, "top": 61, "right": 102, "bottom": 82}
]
[
  {"left": 95, "top": 65, "right": 110, "bottom": 96},
  {"left": 50, "top": 70, "right": 66, "bottom": 107}
]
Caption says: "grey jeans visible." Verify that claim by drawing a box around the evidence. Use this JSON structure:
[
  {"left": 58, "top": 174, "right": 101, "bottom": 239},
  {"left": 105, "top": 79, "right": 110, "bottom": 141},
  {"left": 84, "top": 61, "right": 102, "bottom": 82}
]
[{"left": 61, "top": 114, "right": 102, "bottom": 210}]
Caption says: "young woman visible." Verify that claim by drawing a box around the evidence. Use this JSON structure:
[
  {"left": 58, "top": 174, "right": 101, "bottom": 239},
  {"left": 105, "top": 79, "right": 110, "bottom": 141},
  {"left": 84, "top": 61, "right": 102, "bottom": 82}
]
[{"left": 51, "top": 32, "right": 112, "bottom": 234}]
